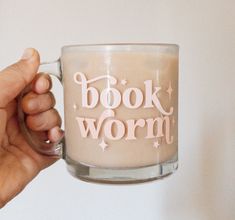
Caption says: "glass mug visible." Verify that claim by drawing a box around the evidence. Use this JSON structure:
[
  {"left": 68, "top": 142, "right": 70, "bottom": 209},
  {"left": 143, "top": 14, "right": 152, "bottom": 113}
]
[{"left": 18, "top": 43, "right": 179, "bottom": 184}]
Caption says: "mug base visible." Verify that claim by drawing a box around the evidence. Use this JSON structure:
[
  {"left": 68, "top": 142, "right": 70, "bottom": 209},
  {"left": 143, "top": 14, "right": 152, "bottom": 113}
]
[{"left": 66, "top": 156, "right": 178, "bottom": 184}]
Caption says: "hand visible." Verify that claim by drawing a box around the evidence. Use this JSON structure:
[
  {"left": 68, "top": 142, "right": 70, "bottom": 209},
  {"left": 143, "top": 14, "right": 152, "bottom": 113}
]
[{"left": 0, "top": 48, "right": 63, "bottom": 208}]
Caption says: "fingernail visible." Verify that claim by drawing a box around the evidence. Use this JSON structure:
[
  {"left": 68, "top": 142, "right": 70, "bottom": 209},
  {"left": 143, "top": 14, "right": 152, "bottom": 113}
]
[
  {"left": 21, "top": 48, "right": 34, "bottom": 60},
  {"left": 38, "top": 77, "right": 50, "bottom": 91}
]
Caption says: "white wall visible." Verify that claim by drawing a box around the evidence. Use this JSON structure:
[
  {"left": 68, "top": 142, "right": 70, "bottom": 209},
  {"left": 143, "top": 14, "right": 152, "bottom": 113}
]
[{"left": 0, "top": 0, "right": 234, "bottom": 219}]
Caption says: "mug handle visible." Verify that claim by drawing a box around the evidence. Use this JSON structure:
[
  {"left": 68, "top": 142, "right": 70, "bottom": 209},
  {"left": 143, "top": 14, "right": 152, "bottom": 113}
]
[{"left": 17, "top": 60, "right": 64, "bottom": 158}]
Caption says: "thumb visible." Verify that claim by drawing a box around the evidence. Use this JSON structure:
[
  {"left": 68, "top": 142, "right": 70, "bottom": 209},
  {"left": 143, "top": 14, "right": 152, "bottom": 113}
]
[{"left": 0, "top": 48, "right": 40, "bottom": 108}]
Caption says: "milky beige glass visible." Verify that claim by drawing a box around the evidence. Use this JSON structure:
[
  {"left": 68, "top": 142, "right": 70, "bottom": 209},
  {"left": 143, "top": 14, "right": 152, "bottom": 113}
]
[{"left": 18, "top": 44, "right": 179, "bottom": 184}]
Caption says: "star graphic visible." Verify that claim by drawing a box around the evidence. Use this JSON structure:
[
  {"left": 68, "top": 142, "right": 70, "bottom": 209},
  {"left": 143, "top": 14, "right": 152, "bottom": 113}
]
[
  {"left": 73, "top": 103, "right": 78, "bottom": 111},
  {"left": 121, "top": 79, "right": 127, "bottom": 85},
  {"left": 99, "top": 139, "right": 108, "bottom": 151},
  {"left": 153, "top": 140, "right": 160, "bottom": 149},
  {"left": 166, "top": 81, "right": 173, "bottom": 100},
  {"left": 156, "top": 70, "right": 160, "bottom": 84}
]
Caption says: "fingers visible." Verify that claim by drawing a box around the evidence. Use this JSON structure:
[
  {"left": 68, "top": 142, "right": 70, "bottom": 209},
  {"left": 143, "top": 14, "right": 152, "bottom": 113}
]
[
  {"left": 0, "top": 48, "right": 40, "bottom": 108},
  {"left": 22, "top": 73, "right": 63, "bottom": 144},
  {"left": 26, "top": 109, "right": 61, "bottom": 131},
  {"left": 21, "top": 92, "right": 55, "bottom": 114}
]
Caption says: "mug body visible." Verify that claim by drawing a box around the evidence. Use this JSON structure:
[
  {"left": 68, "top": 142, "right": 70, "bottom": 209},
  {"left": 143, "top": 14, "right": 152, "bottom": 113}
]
[{"left": 60, "top": 43, "right": 179, "bottom": 183}]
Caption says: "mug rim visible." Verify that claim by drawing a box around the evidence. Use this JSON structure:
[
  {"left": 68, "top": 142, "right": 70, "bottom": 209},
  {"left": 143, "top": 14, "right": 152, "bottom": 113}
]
[{"left": 62, "top": 43, "right": 179, "bottom": 52}]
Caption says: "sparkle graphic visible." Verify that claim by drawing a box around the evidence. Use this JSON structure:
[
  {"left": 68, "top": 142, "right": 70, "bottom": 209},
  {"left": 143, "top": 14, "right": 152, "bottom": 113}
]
[
  {"left": 167, "top": 81, "right": 173, "bottom": 100},
  {"left": 156, "top": 70, "right": 160, "bottom": 84},
  {"left": 99, "top": 139, "right": 108, "bottom": 151},
  {"left": 73, "top": 103, "right": 78, "bottom": 111},
  {"left": 153, "top": 140, "right": 160, "bottom": 149},
  {"left": 121, "top": 79, "right": 127, "bottom": 85}
]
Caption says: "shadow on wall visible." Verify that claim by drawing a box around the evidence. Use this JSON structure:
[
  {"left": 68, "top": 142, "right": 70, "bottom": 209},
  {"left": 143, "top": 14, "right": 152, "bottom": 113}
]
[
  {"left": 199, "top": 96, "right": 235, "bottom": 220},
  {"left": 199, "top": 112, "right": 226, "bottom": 220},
  {"left": 160, "top": 58, "right": 235, "bottom": 220},
  {"left": 162, "top": 107, "right": 234, "bottom": 220}
]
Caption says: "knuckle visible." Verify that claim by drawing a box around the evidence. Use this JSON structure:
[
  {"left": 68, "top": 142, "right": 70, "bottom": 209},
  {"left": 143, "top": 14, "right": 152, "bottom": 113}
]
[
  {"left": 47, "top": 92, "right": 56, "bottom": 106},
  {"left": 36, "top": 119, "right": 48, "bottom": 130},
  {"left": 34, "top": 92, "right": 55, "bottom": 112},
  {"left": 52, "top": 109, "right": 62, "bottom": 126},
  {"left": 22, "top": 92, "right": 56, "bottom": 113},
  {"left": 21, "top": 92, "right": 37, "bottom": 113},
  {"left": 26, "top": 109, "right": 61, "bottom": 131},
  {"left": 27, "top": 115, "right": 47, "bottom": 131},
  {"left": 22, "top": 91, "right": 37, "bottom": 102}
]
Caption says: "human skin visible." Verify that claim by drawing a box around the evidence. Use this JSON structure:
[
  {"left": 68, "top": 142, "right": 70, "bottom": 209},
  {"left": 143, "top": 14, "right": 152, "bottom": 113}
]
[{"left": 0, "top": 48, "right": 63, "bottom": 208}]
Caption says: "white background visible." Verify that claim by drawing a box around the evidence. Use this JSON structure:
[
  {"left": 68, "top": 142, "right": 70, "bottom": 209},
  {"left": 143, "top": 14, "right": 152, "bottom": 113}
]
[{"left": 0, "top": 0, "right": 235, "bottom": 219}]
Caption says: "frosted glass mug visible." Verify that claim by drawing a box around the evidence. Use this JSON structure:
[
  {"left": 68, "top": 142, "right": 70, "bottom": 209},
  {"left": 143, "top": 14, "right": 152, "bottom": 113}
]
[{"left": 18, "top": 44, "right": 179, "bottom": 183}]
